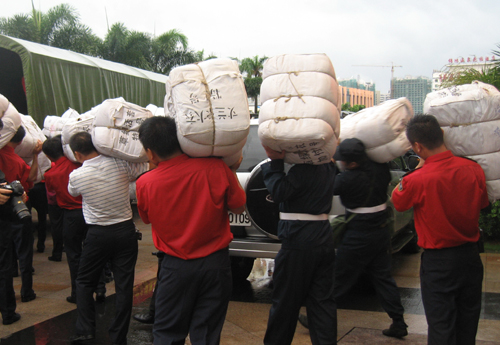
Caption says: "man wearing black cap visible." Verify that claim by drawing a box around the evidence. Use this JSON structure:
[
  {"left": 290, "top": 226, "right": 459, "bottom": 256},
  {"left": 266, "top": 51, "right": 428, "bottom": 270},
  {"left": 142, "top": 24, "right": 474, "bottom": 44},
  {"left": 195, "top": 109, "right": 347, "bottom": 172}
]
[{"left": 332, "top": 138, "right": 407, "bottom": 338}]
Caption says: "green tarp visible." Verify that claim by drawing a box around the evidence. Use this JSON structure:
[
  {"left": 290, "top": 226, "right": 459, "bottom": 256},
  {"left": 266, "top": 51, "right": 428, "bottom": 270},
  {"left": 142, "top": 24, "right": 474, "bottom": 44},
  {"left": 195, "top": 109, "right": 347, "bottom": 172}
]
[{"left": 0, "top": 35, "right": 167, "bottom": 126}]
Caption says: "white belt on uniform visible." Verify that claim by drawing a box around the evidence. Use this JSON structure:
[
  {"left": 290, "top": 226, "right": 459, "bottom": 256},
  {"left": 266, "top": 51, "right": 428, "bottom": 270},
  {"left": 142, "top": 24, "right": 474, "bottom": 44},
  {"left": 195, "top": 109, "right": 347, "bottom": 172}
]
[
  {"left": 279, "top": 213, "right": 329, "bottom": 221},
  {"left": 345, "top": 203, "right": 387, "bottom": 214}
]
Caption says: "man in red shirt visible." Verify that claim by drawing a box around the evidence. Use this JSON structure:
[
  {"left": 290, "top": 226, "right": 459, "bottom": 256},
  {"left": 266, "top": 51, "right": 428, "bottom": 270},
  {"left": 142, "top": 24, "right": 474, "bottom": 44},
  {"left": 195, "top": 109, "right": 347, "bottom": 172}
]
[
  {"left": 392, "top": 115, "right": 489, "bottom": 345},
  {"left": 136, "top": 116, "right": 246, "bottom": 345},
  {"left": 0, "top": 125, "right": 41, "bottom": 303}
]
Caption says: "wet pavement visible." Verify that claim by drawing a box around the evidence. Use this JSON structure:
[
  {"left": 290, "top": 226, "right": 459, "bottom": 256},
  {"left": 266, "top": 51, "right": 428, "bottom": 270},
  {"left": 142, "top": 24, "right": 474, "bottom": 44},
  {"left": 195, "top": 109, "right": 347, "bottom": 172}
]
[{"left": 2, "top": 210, "right": 500, "bottom": 344}]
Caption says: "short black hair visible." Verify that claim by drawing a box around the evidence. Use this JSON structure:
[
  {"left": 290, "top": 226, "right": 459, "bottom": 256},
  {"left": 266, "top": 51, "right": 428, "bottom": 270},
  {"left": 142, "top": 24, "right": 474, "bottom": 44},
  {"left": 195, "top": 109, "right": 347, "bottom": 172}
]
[
  {"left": 42, "top": 135, "right": 64, "bottom": 159},
  {"left": 406, "top": 114, "right": 444, "bottom": 150},
  {"left": 10, "top": 125, "right": 26, "bottom": 144},
  {"left": 69, "top": 132, "right": 97, "bottom": 155},
  {"left": 139, "top": 117, "right": 181, "bottom": 159}
]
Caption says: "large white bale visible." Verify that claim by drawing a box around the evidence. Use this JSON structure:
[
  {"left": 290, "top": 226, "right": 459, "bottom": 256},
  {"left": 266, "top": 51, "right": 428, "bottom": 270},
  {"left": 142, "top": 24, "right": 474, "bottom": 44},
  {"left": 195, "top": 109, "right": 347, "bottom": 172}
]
[
  {"left": 61, "top": 114, "right": 95, "bottom": 162},
  {"left": 258, "top": 54, "right": 340, "bottom": 165},
  {"left": 167, "top": 58, "right": 250, "bottom": 165},
  {"left": 423, "top": 81, "right": 500, "bottom": 201},
  {"left": 14, "top": 115, "right": 50, "bottom": 183},
  {"left": 339, "top": 98, "right": 413, "bottom": 163},
  {"left": 0, "top": 94, "right": 9, "bottom": 118},
  {"left": 0, "top": 102, "right": 22, "bottom": 149},
  {"left": 92, "top": 98, "right": 152, "bottom": 162},
  {"left": 43, "top": 109, "right": 80, "bottom": 138}
]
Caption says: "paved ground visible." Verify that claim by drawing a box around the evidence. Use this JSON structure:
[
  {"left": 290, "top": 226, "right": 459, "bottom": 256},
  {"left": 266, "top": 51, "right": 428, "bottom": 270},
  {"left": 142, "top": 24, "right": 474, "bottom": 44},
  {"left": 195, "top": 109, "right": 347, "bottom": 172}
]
[{"left": 1, "top": 209, "right": 500, "bottom": 344}]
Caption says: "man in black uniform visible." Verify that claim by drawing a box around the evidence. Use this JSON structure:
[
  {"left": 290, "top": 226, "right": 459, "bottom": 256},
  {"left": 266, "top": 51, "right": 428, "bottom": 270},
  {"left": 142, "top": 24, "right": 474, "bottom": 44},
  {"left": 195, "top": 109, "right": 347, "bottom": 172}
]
[
  {"left": 333, "top": 138, "right": 407, "bottom": 338},
  {"left": 262, "top": 146, "right": 337, "bottom": 345},
  {"left": 0, "top": 169, "right": 22, "bottom": 325}
]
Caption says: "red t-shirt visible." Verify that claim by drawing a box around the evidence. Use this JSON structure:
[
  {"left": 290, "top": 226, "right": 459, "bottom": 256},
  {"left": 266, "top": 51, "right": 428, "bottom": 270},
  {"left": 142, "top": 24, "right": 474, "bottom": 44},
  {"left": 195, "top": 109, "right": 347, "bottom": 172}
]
[
  {"left": 392, "top": 150, "right": 489, "bottom": 249},
  {"left": 136, "top": 154, "right": 246, "bottom": 260},
  {"left": 44, "top": 156, "right": 82, "bottom": 210},
  {"left": 0, "top": 145, "right": 33, "bottom": 193}
]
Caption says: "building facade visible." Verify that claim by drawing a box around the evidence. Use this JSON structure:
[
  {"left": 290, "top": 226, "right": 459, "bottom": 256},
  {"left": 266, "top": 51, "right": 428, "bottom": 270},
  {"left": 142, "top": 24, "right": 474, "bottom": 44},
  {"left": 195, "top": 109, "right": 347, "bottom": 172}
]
[
  {"left": 338, "top": 78, "right": 375, "bottom": 108},
  {"left": 392, "top": 76, "right": 432, "bottom": 115}
]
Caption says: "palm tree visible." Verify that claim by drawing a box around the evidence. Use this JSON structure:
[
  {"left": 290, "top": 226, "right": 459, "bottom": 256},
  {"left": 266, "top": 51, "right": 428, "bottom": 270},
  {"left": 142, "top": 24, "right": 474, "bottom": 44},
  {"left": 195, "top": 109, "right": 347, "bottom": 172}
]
[
  {"left": 239, "top": 56, "right": 267, "bottom": 115},
  {"left": 151, "top": 29, "right": 201, "bottom": 75},
  {"left": 0, "top": 2, "right": 101, "bottom": 55}
]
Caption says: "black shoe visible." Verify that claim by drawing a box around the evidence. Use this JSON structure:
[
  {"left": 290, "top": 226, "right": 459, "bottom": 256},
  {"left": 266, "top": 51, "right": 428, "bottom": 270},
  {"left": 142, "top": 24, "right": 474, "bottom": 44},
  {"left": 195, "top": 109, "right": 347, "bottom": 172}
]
[
  {"left": 95, "top": 292, "right": 106, "bottom": 303},
  {"left": 383, "top": 322, "right": 408, "bottom": 338},
  {"left": 2, "top": 313, "right": 21, "bottom": 325},
  {"left": 37, "top": 246, "right": 45, "bottom": 253},
  {"left": 48, "top": 256, "right": 62, "bottom": 262},
  {"left": 70, "top": 334, "right": 95, "bottom": 343},
  {"left": 297, "top": 313, "right": 309, "bottom": 329},
  {"left": 66, "top": 295, "right": 77, "bottom": 304},
  {"left": 133, "top": 312, "right": 154, "bottom": 324},
  {"left": 21, "top": 293, "right": 36, "bottom": 303}
]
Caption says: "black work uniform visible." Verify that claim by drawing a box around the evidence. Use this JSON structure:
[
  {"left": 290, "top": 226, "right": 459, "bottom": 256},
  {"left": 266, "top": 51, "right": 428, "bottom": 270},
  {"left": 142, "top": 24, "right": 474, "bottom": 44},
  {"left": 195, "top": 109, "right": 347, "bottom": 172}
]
[
  {"left": 0, "top": 216, "right": 17, "bottom": 322},
  {"left": 334, "top": 160, "right": 405, "bottom": 322},
  {"left": 262, "top": 160, "right": 337, "bottom": 345}
]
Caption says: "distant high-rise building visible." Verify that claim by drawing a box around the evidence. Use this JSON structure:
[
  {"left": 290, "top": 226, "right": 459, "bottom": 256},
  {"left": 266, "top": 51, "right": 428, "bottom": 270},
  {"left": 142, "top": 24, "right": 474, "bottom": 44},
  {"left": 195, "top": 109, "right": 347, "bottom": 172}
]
[
  {"left": 338, "top": 78, "right": 376, "bottom": 108},
  {"left": 392, "top": 76, "right": 432, "bottom": 115},
  {"left": 380, "top": 92, "right": 391, "bottom": 104}
]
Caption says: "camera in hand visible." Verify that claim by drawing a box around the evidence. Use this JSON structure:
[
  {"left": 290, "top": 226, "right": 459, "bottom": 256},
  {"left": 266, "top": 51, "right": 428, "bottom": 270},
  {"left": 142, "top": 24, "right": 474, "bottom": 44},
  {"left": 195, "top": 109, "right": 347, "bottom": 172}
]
[{"left": 0, "top": 180, "right": 31, "bottom": 221}]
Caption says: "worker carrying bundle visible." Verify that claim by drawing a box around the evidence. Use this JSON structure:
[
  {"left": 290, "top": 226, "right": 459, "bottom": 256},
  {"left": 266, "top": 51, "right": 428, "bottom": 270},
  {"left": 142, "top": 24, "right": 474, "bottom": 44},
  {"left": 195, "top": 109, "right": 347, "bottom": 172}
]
[
  {"left": 0, "top": 94, "right": 22, "bottom": 149},
  {"left": 423, "top": 81, "right": 500, "bottom": 202},
  {"left": 339, "top": 97, "right": 414, "bottom": 163},
  {"left": 15, "top": 115, "right": 52, "bottom": 183},
  {"left": 258, "top": 54, "right": 341, "bottom": 165},
  {"left": 61, "top": 113, "right": 95, "bottom": 162},
  {"left": 92, "top": 97, "right": 153, "bottom": 163},
  {"left": 166, "top": 58, "right": 250, "bottom": 166}
]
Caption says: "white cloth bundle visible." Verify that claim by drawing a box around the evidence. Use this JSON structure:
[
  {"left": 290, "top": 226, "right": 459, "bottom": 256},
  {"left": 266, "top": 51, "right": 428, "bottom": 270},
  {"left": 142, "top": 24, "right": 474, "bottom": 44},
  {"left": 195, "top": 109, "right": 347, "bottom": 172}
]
[
  {"left": 14, "top": 115, "right": 50, "bottom": 183},
  {"left": 423, "top": 81, "right": 500, "bottom": 201},
  {"left": 42, "top": 108, "right": 80, "bottom": 138},
  {"left": 61, "top": 114, "right": 95, "bottom": 162},
  {"left": 146, "top": 104, "right": 165, "bottom": 116},
  {"left": 340, "top": 98, "right": 413, "bottom": 163},
  {"left": 0, "top": 101, "right": 22, "bottom": 149},
  {"left": 167, "top": 58, "right": 250, "bottom": 166},
  {"left": 258, "top": 54, "right": 340, "bottom": 165},
  {"left": 92, "top": 98, "right": 152, "bottom": 163},
  {"left": 0, "top": 94, "right": 9, "bottom": 118}
]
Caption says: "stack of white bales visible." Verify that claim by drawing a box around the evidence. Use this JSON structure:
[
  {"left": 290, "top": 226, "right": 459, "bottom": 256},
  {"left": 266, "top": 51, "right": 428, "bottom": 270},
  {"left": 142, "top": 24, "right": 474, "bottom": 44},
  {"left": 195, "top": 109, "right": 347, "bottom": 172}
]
[
  {"left": 339, "top": 98, "right": 414, "bottom": 163},
  {"left": 61, "top": 113, "right": 95, "bottom": 162},
  {"left": 259, "top": 54, "right": 341, "bottom": 165},
  {"left": 166, "top": 58, "right": 250, "bottom": 166},
  {"left": 423, "top": 81, "right": 500, "bottom": 202},
  {"left": 92, "top": 97, "right": 153, "bottom": 163},
  {"left": 15, "top": 115, "right": 52, "bottom": 183},
  {"left": 0, "top": 94, "right": 22, "bottom": 149},
  {"left": 146, "top": 104, "right": 165, "bottom": 117},
  {"left": 43, "top": 108, "right": 80, "bottom": 138}
]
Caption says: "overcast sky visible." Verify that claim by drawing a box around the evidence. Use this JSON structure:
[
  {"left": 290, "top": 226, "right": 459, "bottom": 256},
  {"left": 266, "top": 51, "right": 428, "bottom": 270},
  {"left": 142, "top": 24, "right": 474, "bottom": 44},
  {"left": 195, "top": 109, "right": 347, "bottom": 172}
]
[{"left": 3, "top": 0, "right": 500, "bottom": 92}]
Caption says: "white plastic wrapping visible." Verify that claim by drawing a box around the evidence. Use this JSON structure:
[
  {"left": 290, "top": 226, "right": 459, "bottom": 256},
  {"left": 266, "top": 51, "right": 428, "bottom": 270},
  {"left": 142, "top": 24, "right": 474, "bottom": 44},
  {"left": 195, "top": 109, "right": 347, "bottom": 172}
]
[
  {"left": 167, "top": 58, "right": 250, "bottom": 166},
  {"left": 339, "top": 98, "right": 414, "bottom": 163},
  {"left": 0, "top": 101, "right": 22, "bottom": 149},
  {"left": 258, "top": 54, "right": 340, "bottom": 165},
  {"left": 92, "top": 98, "right": 152, "bottom": 162},
  {"left": 423, "top": 81, "right": 500, "bottom": 201}
]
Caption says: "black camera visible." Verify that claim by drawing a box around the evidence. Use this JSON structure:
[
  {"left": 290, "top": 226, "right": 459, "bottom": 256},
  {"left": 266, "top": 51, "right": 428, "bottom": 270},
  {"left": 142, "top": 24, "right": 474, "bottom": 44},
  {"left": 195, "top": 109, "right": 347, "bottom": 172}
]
[{"left": 0, "top": 180, "right": 31, "bottom": 221}]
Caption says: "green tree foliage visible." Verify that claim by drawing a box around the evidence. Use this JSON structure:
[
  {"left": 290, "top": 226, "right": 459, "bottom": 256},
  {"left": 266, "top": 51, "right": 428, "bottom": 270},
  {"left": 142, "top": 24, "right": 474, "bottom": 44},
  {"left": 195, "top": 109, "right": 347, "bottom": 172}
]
[
  {"left": 0, "top": 2, "right": 101, "bottom": 55},
  {"left": 341, "top": 103, "right": 366, "bottom": 112},
  {"left": 238, "top": 56, "right": 267, "bottom": 115},
  {"left": 480, "top": 201, "right": 500, "bottom": 240}
]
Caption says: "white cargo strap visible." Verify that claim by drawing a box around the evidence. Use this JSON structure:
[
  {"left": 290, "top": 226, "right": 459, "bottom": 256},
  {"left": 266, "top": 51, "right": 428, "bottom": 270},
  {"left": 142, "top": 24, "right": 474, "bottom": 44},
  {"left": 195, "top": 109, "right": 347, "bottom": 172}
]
[
  {"left": 279, "top": 213, "right": 329, "bottom": 221},
  {"left": 345, "top": 203, "right": 387, "bottom": 214}
]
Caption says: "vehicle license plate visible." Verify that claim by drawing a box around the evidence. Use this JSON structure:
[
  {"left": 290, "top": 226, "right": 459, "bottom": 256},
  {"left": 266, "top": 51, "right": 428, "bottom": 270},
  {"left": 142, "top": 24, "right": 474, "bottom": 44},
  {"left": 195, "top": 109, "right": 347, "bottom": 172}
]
[{"left": 229, "top": 211, "right": 251, "bottom": 226}]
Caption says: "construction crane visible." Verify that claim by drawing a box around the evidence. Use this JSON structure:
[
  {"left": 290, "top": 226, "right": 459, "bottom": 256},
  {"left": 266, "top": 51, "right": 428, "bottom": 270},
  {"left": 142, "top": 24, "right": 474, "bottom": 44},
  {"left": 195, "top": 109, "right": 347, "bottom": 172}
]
[{"left": 352, "top": 63, "right": 402, "bottom": 99}]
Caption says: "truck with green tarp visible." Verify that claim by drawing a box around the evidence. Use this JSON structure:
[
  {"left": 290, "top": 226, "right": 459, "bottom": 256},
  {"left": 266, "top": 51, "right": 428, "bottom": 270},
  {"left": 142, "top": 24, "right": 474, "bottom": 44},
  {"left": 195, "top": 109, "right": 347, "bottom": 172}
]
[{"left": 0, "top": 34, "right": 167, "bottom": 126}]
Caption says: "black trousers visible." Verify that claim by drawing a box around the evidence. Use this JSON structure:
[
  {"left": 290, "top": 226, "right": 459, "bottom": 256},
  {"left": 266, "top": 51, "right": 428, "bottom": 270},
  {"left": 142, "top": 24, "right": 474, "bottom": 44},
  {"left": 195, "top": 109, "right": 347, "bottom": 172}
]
[
  {"left": 148, "top": 252, "right": 164, "bottom": 315},
  {"left": 0, "top": 220, "right": 17, "bottom": 321},
  {"left": 11, "top": 221, "right": 34, "bottom": 297},
  {"left": 420, "top": 243, "right": 483, "bottom": 345},
  {"left": 153, "top": 248, "right": 232, "bottom": 345},
  {"left": 335, "top": 221, "right": 405, "bottom": 321},
  {"left": 63, "top": 208, "right": 88, "bottom": 299},
  {"left": 27, "top": 182, "right": 48, "bottom": 251},
  {"left": 75, "top": 220, "right": 138, "bottom": 344},
  {"left": 48, "top": 204, "right": 64, "bottom": 258},
  {"left": 264, "top": 240, "right": 337, "bottom": 345}
]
